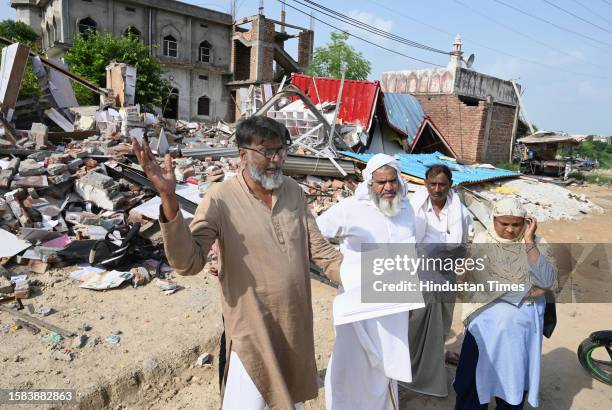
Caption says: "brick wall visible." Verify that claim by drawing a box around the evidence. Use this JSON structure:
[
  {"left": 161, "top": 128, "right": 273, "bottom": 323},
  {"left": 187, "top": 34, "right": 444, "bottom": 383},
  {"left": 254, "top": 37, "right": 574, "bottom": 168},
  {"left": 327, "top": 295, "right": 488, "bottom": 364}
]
[
  {"left": 413, "top": 94, "right": 516, "bottom": 163},
  {"left": 482, "top": 103, "right": 516, "bottom": 164},
  {"left": 414, "top": 94, "right": 487, "bottom": 162}
]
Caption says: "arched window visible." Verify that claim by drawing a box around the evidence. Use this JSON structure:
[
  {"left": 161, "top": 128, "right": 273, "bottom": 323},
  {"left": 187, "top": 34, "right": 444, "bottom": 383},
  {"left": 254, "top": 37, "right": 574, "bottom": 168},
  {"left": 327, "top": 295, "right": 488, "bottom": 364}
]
[
  {"left": 198, "top": 41, "right": 211, "bottom": 63},
  {"left": 124, "top": 26, "right": 141, "bottom": 39},
  {"left": 197, "top": 95, "right": 210, "bottom": 116},
  {"left": 163, "top": 35, "right": 178, "bottom": 57},
  {"left": 78, "top": 17, "right": 97, "bottom": 38}
]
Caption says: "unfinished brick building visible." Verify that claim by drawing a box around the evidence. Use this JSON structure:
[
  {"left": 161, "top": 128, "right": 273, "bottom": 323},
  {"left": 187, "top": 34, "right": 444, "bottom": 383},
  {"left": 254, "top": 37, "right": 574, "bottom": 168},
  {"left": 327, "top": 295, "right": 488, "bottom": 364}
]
[
  {"left": 228, "top": 14, "right": 314, "bottom": 120},
  {"left": 381, "top": 35, "right": 520, "bottom": 164}
]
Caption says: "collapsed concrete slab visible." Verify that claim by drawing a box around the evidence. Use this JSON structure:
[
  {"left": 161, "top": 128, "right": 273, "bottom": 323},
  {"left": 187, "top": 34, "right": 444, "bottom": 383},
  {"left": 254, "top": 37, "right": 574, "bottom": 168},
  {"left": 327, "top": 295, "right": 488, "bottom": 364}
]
[
  {"left": 74, "top": 171, "right": 126, "bottom": 211},
  {"left": 18, "top": 158, "right": 45, "bottom": 176}
]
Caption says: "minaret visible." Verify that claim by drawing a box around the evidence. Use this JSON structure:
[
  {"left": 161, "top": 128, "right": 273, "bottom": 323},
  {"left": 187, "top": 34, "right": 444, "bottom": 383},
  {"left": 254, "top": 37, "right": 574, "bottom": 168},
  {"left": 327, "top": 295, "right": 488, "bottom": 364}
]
[{"left": 447, "top": 33, "right": 463, "bottom": 70}]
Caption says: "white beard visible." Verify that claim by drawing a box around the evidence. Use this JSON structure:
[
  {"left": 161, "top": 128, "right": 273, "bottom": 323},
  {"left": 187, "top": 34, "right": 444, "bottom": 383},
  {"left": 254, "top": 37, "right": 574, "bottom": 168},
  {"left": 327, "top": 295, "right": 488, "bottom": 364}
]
[
  {"left": 369, "top": 186, "right": 402, "bottom": 217},
  {"left": 248, "top": 163, "right": 284, "bottom": 190}
]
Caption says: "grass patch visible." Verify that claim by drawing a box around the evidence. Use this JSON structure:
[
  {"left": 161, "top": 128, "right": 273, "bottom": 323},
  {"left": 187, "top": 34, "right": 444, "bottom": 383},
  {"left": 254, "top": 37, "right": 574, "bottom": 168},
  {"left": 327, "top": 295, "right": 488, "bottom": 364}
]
[
  {"left": 569, "top": 171, "right": 612, "bottom": 185},
  {"left": 572, "top": 140, "right": 612, "bottom": 169},
  {"left": 495, "top": 162, "right": 520, "bottom": 172}
]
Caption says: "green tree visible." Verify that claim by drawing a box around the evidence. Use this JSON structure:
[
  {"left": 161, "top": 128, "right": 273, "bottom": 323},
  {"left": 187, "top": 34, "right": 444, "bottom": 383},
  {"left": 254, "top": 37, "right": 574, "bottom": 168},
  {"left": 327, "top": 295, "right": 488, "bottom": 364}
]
[
  {"left": 64, "top": 32, "right": 168, "bottom": 109},
  {"left": 307, "top": 32, "right": 371, "bottom": 80},
  {"left": 0, "top": 20, "right": 41, "bottom": 98}
]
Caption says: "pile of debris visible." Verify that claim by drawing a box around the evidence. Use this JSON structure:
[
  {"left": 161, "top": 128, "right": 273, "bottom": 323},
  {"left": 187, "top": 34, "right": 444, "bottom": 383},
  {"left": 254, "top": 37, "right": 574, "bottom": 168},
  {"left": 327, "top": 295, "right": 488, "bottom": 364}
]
[
  {"left": 0, "top": 40, "right": 360, "bottom": 311},
  {"left": 472, "top": 178, "right": 602, "bottom": 221}
]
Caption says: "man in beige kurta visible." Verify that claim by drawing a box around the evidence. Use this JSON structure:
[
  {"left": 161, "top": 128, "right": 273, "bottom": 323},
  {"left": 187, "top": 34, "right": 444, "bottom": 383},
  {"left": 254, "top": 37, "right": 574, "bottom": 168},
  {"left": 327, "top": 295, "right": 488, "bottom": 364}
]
[{"left": 132, "top": 116, "right": 342, "bottom": 409}]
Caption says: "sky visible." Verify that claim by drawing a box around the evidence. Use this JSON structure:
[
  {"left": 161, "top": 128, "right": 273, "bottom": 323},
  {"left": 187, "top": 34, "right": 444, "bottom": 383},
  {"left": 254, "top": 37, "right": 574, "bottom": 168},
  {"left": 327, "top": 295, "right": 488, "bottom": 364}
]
[{"left": 2, "top": 0, "right": 611, "bottom": 135}]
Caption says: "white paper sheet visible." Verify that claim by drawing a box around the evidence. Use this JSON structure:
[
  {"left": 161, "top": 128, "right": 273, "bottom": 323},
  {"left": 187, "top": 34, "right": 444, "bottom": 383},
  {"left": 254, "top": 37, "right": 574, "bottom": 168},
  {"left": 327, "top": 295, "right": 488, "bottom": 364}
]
[
  {"left": 332, "top": 287, "right": 425, "bottom": 326},
  {"left": 79, "top": 270, "right": 134, "bottom": 290},
  {"left": 132, "top": 184, "right": 200, "bottom": 219},
  {"left": 0, "top": 229, "right": 32, "bottom": 258},
  {"left": 69, "top": 265, "right": 106, "bottom": 281}
]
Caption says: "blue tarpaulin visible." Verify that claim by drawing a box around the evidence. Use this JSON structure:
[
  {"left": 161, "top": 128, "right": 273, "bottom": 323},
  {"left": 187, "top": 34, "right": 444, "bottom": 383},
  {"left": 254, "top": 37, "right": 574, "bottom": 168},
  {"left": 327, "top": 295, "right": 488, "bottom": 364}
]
[{"left": 340, "top": 151, "right": 519, "bottom": 186}]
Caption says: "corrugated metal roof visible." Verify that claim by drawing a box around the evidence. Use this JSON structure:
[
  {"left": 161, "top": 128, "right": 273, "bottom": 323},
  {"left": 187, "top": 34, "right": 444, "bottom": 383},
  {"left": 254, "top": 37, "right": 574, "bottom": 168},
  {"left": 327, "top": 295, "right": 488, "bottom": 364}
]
[
  {"left": 339, "top": 151, "right": 519, "bottom": 186},
  {"left": 380, "top": 92, "right": 426, "bottom": 146},
  {"left": 290, "top": 73, "right": 379, "bottom": 131}
]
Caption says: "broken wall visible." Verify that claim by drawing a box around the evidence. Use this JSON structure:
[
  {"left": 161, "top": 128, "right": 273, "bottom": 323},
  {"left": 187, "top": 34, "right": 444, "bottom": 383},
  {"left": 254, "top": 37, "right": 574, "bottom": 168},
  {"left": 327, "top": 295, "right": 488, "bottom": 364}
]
[
  {"left": 414, "top": 94, "right": 487, "bottom": 162},
  {"left": 414, "top": 94, "right": 517, "bottom": 163},
  {"left": 297, "top": 30, "right": 314, "bottom": 68},
  {"left": 480, "top": 102, "right": 516, "bottom": 164}
]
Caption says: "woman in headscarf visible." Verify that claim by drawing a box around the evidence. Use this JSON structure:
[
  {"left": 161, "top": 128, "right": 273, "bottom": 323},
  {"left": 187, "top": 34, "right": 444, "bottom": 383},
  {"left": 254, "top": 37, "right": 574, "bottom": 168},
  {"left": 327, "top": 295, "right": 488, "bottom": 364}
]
[{"left": 454, "top": 197, "right": 557, "bottom": 410}]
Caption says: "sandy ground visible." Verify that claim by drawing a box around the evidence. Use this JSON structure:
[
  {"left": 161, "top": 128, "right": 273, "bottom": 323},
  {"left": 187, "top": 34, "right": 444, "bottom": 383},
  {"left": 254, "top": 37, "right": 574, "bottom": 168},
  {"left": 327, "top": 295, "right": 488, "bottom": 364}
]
[
  {"left": 1, "top": 184, "right": 611, "bottom": 409},
  {"left": 158, "top": 184, "right": 612, "bottom": 410}
]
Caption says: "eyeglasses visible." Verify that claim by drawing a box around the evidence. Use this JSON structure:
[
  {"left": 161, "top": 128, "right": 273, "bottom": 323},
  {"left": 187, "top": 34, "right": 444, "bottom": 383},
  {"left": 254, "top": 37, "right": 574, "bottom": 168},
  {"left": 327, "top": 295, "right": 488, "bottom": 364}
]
[{"left": 241, "top": 146, "right": 288, "bottom": 160}]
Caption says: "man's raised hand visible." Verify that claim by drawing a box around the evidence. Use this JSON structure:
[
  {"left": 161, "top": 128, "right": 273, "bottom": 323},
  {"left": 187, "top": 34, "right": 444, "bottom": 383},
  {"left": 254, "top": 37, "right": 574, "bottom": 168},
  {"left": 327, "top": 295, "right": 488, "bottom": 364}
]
[
  {"left": 131, "top": 137, "right": 179, "bottom": 220},
  {"left": 131, "top": 137, "right": 176, "bottom": 195}
]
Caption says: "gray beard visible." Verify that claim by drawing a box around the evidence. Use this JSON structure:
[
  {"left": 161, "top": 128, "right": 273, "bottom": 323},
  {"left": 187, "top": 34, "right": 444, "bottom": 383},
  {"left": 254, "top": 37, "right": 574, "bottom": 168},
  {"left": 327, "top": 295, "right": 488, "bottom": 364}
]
[
  {"left": 248, "top": 163, "right": 284, "bottom": 190},
  {"left": 369, "top": 186, "right": 402, "bottom": 217}
]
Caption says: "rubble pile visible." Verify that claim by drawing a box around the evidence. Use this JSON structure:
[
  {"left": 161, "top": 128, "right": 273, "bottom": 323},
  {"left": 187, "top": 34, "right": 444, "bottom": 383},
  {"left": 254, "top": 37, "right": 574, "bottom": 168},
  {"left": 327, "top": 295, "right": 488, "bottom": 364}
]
[
  {"left": 295, "top": 175, "right": 358, "bottom": 214},
  {"left": 473, "top": 178, "right": 602, "bottom": 221},
  {"left": 1, "top": 93, "right": 354, "bottom": 305}
]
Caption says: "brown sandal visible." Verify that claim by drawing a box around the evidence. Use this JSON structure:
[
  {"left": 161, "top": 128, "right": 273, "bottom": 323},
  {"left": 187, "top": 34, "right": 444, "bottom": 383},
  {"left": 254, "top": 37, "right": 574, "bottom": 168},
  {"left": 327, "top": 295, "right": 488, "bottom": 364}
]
[{"left": 445, "top": 351, "right": 460, "bottom": 367}]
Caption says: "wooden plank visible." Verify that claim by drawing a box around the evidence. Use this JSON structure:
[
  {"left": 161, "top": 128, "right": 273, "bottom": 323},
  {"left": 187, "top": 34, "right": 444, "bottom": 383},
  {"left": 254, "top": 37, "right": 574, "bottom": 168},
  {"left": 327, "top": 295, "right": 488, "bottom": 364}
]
[
  {"left": 0, "top": 42, "right": 30, "bottom": 121},
  {"left": 0, "top": 305, "right": 75, "bottom": 337}
]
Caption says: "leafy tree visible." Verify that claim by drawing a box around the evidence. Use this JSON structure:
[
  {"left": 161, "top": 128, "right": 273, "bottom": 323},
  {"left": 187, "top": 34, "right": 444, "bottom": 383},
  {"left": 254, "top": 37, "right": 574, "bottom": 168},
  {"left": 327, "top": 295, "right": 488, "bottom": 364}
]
[
  {"left": 307, "top": 32, "right": 371, "bottom": 80},
  {"left": 0, "top": 20, "right": 41, "bottom": 98},
  {"left": 64, "top": 32, "right": 168, "bottom": 109}
]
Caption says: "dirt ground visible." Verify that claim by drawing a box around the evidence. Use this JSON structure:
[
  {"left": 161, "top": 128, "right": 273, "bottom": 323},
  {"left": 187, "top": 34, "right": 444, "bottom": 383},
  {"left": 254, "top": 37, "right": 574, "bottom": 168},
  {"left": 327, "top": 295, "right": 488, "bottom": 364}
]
[{"left": 1, "top": 183, "right": 611, "bottom": 409}]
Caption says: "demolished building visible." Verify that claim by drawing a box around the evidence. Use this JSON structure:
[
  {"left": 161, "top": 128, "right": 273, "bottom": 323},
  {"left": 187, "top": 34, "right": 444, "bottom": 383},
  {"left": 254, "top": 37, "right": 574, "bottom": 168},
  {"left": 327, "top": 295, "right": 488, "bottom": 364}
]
[
  {"left": 229, "top": 14, "right": 314, "bottom": 120},
  {"left": 289, "top": 73, "right": 454, "bottom": 156},
  {"left": 381, "top": 35, "right": 521, "bottom": 164}
]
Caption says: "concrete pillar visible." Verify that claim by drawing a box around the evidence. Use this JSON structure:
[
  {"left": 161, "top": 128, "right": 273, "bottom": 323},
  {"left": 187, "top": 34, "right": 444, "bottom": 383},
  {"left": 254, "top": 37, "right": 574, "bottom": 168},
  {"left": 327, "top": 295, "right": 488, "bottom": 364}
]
[
  {"left": 186, "top": 15, "right": 192, "bottom": 63},
  {"left": 481, "top": 95, "right": 495, "bottom": 162},
  {"left": 298, "top": 30, "right": 314, "bottom": 68}
]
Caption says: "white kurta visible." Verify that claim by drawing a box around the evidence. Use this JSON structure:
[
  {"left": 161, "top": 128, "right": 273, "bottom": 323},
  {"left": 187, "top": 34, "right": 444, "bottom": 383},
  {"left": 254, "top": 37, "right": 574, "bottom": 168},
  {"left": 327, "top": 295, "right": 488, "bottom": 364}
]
[
  {"left": 223, "top": 351, "right": 303, "bottom": 410},
  {"left": 317, "top": 195, "right": 416, "bottom": 410},
  {"left": 467, "top": 299, "right": 546, "bottom": 407},
  {"left": 423, "top": 198, "right": 450, "bottom": 243}
]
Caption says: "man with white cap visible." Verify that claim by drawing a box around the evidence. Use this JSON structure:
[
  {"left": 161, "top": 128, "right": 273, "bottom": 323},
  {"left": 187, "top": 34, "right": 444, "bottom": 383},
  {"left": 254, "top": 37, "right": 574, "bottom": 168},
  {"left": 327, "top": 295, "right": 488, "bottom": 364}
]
[{"left": 317, "top": 154, "right": 417, "bottom": 409}]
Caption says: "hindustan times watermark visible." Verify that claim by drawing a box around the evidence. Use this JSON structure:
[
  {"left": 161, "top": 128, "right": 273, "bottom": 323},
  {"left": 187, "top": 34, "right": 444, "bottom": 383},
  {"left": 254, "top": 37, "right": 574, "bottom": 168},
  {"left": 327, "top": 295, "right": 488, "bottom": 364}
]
[{"left": 359, "top": 243, "right": 611, "bottom": 303}]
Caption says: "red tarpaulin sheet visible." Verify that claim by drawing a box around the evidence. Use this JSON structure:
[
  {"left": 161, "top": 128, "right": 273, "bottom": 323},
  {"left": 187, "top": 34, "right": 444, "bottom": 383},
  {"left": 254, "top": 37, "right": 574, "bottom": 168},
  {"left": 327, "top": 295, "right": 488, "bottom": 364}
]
[{"left": 290, "top": 73, "right": 379, "bottom": 132}]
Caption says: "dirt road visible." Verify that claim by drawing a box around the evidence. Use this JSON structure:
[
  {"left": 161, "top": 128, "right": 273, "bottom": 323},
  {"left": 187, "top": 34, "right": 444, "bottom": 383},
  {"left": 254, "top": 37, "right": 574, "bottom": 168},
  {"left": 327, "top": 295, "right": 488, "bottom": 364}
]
[{"left": 1, "top": 184, "right": 610, "bottom": 409}]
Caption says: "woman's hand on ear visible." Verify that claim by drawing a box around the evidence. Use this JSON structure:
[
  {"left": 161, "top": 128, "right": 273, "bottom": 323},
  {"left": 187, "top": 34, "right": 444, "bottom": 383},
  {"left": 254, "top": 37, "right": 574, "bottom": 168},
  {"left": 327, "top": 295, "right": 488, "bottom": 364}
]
[{"left": 524, "top": 216, "right": 537, "bottom": 244}]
